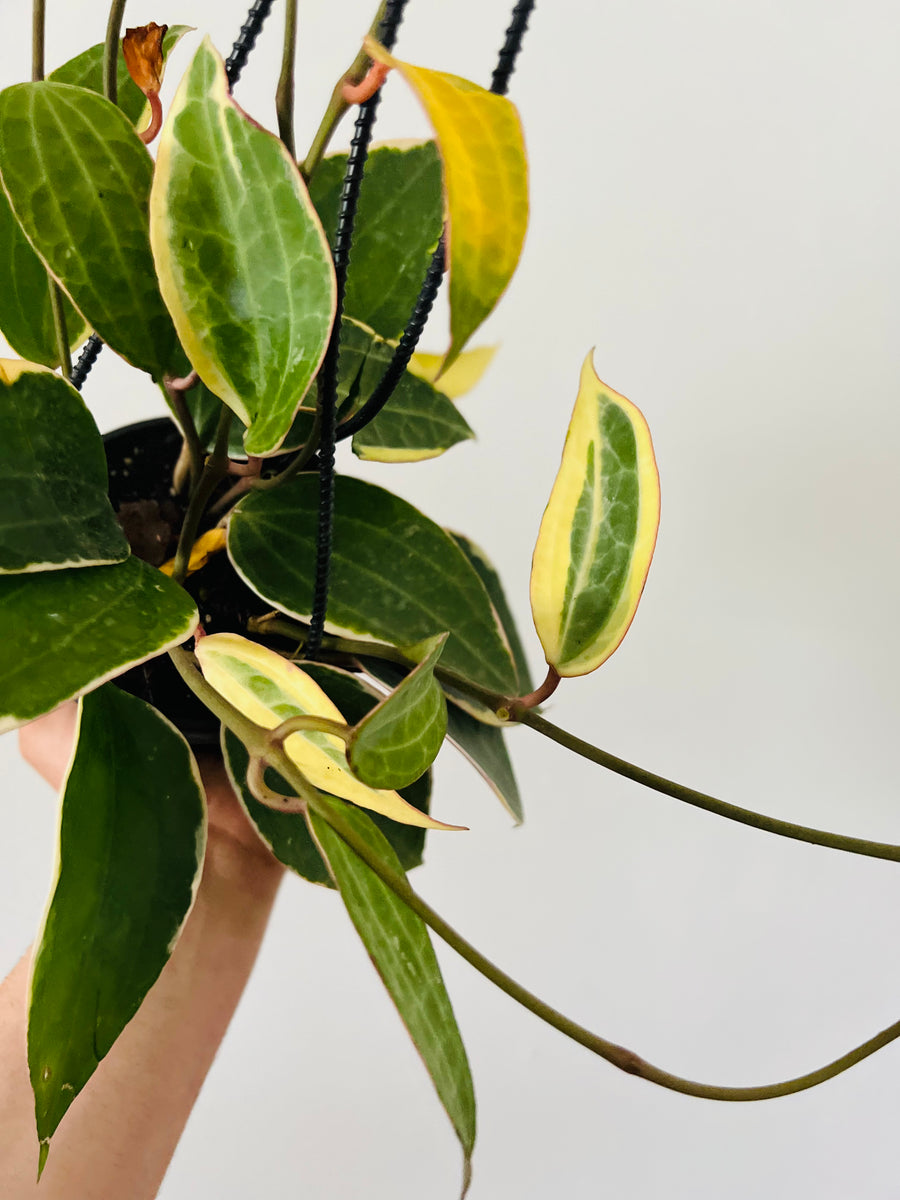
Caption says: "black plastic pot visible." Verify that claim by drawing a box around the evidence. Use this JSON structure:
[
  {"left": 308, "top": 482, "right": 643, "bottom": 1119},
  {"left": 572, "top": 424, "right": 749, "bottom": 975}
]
[{"left": 104, "top": 417, "right": 273, "bottom": 748}]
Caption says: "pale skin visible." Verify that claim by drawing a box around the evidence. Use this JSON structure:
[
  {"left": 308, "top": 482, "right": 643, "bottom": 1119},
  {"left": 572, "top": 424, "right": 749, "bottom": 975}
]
[{"left": 0, "top": 701, "right": 285, "bottom": 1198}]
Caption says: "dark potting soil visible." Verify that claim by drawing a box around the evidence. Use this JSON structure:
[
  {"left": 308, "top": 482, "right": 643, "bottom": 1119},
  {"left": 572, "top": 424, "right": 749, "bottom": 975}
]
[{"left": 104, "top": 417, "right": 277, "bottom": 748}]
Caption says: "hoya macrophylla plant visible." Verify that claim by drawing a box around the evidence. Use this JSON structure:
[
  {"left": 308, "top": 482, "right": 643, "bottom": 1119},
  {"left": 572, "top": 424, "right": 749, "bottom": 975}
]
[
  {"left": 195, "top": 633, "right": 464, "bottom": 830},
  {"left": 150, "top": 37, "right": 337, "bottom": 456},
  {"left": 364, "top": 37, "right": 528, "bottom": 372},
  {"left": 530, "top": 352, "right": 661, "bottom": 678}
]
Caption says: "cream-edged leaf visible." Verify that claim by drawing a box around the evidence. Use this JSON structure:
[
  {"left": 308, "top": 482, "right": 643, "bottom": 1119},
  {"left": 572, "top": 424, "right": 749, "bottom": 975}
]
[
  {"left": 195, "top": 633, "right": 463, "bottom": 830},
  {"left": 530, "top": 352, "right": 660, "bottom": 677}
]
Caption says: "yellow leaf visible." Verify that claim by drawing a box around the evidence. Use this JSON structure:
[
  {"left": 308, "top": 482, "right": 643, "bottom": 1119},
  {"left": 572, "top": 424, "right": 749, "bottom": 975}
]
[
  {"left": 408, "top": 345, "right": 497, "bottom": 399},
  {"left": 365, "top": 38, "right": 527, "bottom": 373},
  {"left": 195, "top": 633, "right": 464, "bottom": 830},
  {"left": 0, "top": 358, "right": 52, "bottom": 385},
  {"left": 530, "top": 352, "right": 660, "bottom": 677},
  {"left": 158, "top": 526, "right": 227, "bottom": 577}
]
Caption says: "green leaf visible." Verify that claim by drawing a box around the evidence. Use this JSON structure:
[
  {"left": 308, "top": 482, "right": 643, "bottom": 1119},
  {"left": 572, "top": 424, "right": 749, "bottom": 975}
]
[
  {"left": 366, "top": 40, "right": 528, "bottom": 372},
  {"left": 0, "top": 362, "right": 128, "bottom": 572},
  {"left": 310, "top": 799, "right": 476, "bottom": 1189},
  {"left": 448, "top": 531, "right": 534, "bottom": 694},
  {"left": 0, "top": 82, "right": 177, "bottom": 378},
  {"left": 0, "top": 187, "right": 87, "bottom": 368},
  {"left": 228, "top": 474, "right": 518, "bottom": 696},
  {"left": 348, "top": 633, "right": 448, "bottom": 789},
  {"left": 196, "top": 632, "right": 459, "bottom": 829},
  {"left": 362, "top": 656, "right": 523, "bottom": 823},
  {"left": 310, "top": 141, "right": 442, "bottom": 340},
  {"left": 333, "top": 317, "right": 474, "bottom": 462},
  {"left": 531, "top": 352, "right": 661, "bottom": 677},
  {"left": 223, "top": 681, "right": 433, "bottom": 889},
  {"left": 0, "top": 557, "right": 198, "bottom": 732},
  {"left": 29, "top": 685, "right": 206, "bottom": 1173},
  {"left": 48, "top": 25, "right": 193, "bottom": 129},
  {"left": 150, "top": 38, "right": 336, "bottom": 455}
]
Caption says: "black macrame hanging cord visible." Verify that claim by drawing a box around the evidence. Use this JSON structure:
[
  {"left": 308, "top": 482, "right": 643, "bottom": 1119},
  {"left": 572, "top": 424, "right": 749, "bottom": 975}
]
[{"left": 303, "top": 0, "right": 409, "bottom": 658}]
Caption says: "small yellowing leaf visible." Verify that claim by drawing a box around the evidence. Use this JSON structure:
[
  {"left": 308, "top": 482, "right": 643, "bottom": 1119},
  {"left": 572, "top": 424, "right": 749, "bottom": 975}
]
[
  {"left": 408, "top": 345, "right": 497, "bottom": 399},
  {"left": 195, "top": 633, "right": 464, "bottom": 830},
  {"left": 365, "top": 38, "right": 527, "bottom": 373},
  {"left": 158, "top": 526, "right": 226, "bottom": 577},
  {"left": 530, "top": 352, "right": 660, "bottom": 677}
]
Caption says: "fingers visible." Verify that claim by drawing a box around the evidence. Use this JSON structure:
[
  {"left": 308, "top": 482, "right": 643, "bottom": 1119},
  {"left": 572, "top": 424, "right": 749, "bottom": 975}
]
[{"left": 18, "top": 702, "right": 79, "bottom": 792}]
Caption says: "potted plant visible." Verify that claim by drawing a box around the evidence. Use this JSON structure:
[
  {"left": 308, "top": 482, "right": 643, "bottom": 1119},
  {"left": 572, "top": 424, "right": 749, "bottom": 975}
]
[{"left": 2, "top": 1, "right": 898, "bottom": 1196}]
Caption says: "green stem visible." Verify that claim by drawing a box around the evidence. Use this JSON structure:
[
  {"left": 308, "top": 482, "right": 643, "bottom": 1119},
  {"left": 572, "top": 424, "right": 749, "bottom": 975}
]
[
  {"left": 307, "top": 788, "right": 900, "bottom": 1101},
  {"left": 522, "top": 711, "right": 900, "bottom": 864},
  {"left": 299, "top": 0, "right": 389, "bottom": 180},
  {"left": 276, "top": 0, "right": 298, "bottom": 156},
  {"left": 269, "top": 712, "right": 350, "bottom": 745},
  {"left": 250, "top": 407, "right": 322, "bottom": 493},
  {"left": 47, "top": 280, "right": 72, "bottom": 379},
  {"left": 171, "top": 406, "right": 232, "bottom": 585},
  {"left": 104, "top": 0, "right": 128, "bottom": 103},
  {"left": 168, "top": 644, "right": 900, "bottom": 1103},
  {"left": 33, "top": 0, "right": 73, "bottom": 378},
  {"left": 165, "top": 379, "right": 204, "bottom": 486},
  {"left": 32, "top": 0, "right": 46, "bottom": 82}
]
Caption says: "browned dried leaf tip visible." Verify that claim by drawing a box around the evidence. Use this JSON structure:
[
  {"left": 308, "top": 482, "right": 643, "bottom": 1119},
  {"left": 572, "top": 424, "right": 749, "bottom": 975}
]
[{"left": 123, "top": 23, "right": 168, "bottom": 95}]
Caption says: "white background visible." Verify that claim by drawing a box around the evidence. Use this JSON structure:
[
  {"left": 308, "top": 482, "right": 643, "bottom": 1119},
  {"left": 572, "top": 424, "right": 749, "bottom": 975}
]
[{"left": 3, "top": 1, "right": 900, "bottom": 1196}]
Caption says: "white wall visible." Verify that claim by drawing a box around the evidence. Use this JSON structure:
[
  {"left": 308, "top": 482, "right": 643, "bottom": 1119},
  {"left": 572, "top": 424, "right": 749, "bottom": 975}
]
[{"left": 2, "top": 2, "right": 900, "bottom": 1196}]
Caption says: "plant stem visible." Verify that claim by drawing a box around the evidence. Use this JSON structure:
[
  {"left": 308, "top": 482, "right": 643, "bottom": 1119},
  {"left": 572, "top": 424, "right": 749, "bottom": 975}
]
[
  {"left": 171, "top": 406, "right": 232, "bottom": 585},
  {"left": 299, "top": 0, "right": 389, "bottom": 180},
  {"left": 47, "top": 281, "right": 72, "bottom": 378},
  {"left": 522, "top": 711, "right": 900, "bottom": 864},
  {"left": 276, "top": 0, "right": 298, "bottom": 156},
  {"left": 268, "top": 713, "right": 350, "bottom": 745},
  {"left": 33, "top": 0, "right": 73, "bottom": 377},
  {"left": 104, "top": 0, "right": 128, "bottom": 103},
  {"left": 165, "top": 377, "right": 204, "bottom": 486},
  {"left": 306, "top": 788, "right": 900, "bottom": 1101},
  {"left": 32, "top": 0, "right": 45, "bottom": 82},
  {"left": 168, "top": 643, "right": 900, "bottom": 1103}
]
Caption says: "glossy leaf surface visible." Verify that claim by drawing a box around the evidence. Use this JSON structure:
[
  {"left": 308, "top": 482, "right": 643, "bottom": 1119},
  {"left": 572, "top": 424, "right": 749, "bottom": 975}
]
[
  {"left": 338, "top": 318, "right": 474, "bottom": 462},
  {"left": 0, "top": 363, "right": 128, "bottom": 572},
  {"left": 310, "top": 141, "right": 442, "bottom": 340},
  {"left": 348, "top": 633, "right": 448, "bottom": 789},
  {"left": 229, "top": 474, "right": 518, "bottom": 696},
  {"left": 448, "top": 531, "right": 534, "bottom": 694},
  {"left": 196, "top": 633, "right": 460, "bottom": 830},
  {"left": 223, "top": 662, "right": 433, "bottom": 887},
  {"left": 48, "top": 25, "right": 192, "bottom": 130},
  {"left": 366, "top": 39, "right": 528, "bottom": 370},
  {"left": 310, "top": 799, "right": 476, "bottom": 1187},
  {"left": 531, "top": 353, "right": 660, "bottom": 676},
  {"left": 362, "top": 656, "right": 523, "bottom": 823},
  {"left": 151, "top": 39, "right": 336, "bottom": 455},
  {"left": 29, "top": 686, "right": 205, "bottom": 1172},
  {"left": 0, "top": 82, "right": 176, "bottom": 378},
  {"left": 0, "top": 557, "right": 197, "bottom": 732},
  {"left": 0, "top": 188, "right": 87, "bottom": 368}
]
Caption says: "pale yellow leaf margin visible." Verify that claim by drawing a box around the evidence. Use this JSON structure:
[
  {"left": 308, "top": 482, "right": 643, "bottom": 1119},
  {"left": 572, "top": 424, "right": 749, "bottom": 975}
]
[
  {"left": 195, "top": 633, "right": 464, "bottom": 830},
  {"left": 530, "top": 352, "right": 661, "bottom": 677}
]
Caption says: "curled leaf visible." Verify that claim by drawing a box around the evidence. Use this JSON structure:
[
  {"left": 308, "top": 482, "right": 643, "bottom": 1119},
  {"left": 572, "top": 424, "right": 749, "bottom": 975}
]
[{"left": 122, "top": 24, "right": 167, "bottom": 97}]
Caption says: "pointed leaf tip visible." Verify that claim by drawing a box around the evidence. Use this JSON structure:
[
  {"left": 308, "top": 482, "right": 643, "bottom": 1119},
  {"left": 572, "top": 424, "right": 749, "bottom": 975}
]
[{"left": 530, "top": 352, "right": 660, "bottom": 677}]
